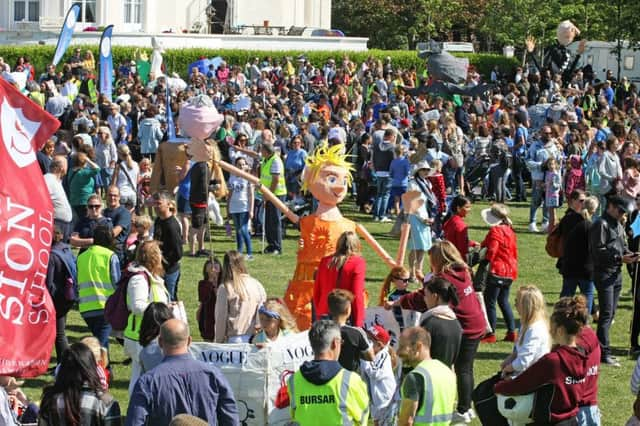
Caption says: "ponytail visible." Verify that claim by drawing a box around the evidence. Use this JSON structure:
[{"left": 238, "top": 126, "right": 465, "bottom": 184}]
[{"left": 425, "top": 277, "right": 459, "bottom": 306}]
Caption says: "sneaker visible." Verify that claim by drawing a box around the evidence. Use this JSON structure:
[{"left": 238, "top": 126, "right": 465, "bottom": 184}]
[
  {"left": 373, "top": 217, "right": 381, "bottom": 222},
  {"left": 270, "top": 250, "right": 281, "bottom": 256},
  {"left": 467, "top": 408, "right": 477, "bottom": 420},
  {"left": 481, "top": 334, "right": 497, "bottom": 343},
  {"left": 528, "top": 222, "right": 539, "bottom": 233},
  {"left": 503, "top": 331, "right": 518, "bottom": 342},
  {"left": 380, "top": 216, "right": 392, "bottom": 223},
  {"left": 451, "top": 410, "right": 471, "bottom": 424},
  {"left": 601, "top": 355, "right": 621, "bottom": 367},
  {"left": 245, "top": 255, "right": 254, "bottom": 261},
  {"left": 541, "top": 222, "right": 550, "bottom": 233}
]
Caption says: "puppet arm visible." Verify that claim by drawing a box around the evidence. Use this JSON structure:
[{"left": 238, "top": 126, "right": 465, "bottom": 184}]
[
  {"left": 355, "top": 223, "right": 398, "bottom": 268},
  {"left": 217, "top": 160, "right": 299, "bottom": 224}
]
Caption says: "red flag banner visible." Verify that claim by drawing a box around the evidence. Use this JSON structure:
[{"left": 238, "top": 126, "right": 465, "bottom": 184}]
[{"left": 0, "top": 77, "right": 60, "bottom": 377}]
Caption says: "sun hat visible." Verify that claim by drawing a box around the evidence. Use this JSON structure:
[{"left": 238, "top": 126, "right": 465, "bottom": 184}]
[{"left": 481, "top": 204, "right": 511, "bottom": 227}]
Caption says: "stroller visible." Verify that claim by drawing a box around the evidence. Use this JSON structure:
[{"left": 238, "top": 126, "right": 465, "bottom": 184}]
[{"left": 465, "top": 155, "right": 491, "bottom": 200}]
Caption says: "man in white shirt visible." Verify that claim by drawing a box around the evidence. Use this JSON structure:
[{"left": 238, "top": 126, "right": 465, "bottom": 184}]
[{"left": 45, "top": 155, "right": 73, "bottom": 242}]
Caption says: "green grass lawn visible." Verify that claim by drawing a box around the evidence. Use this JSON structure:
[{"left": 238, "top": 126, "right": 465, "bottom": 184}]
[{"left": 22, "top": 199, "right": 637, "bottom": 424}]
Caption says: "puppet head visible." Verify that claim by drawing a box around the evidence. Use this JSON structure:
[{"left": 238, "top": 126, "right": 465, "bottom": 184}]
[
  {"left": 186, "top": 138, "right": 212, "bottom": 162},
  {"left": 302, "top": 143, "right": 353, "bottom": 207},
  {"left": 178, "top": 94, "right": 224, "bottom": 140},
  {"left": 557, "top": 21, "right": 580, "bottom": 47}
]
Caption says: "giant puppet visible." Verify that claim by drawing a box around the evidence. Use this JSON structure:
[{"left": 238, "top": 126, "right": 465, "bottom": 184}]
[
  {"left": 178, "top": 98, "right": 418, "bottom": 329},
  {"left": 525, "top": 20, "right": 586, "bottom": 84}
]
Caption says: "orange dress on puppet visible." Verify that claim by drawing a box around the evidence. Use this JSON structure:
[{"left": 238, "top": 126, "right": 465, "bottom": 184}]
[{"left": 284, "top": 215, "right": 356, "bottom": 330}]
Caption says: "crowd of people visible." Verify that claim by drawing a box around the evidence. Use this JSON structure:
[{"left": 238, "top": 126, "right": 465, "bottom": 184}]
[{"left": 2, "top": 43, "right": 640, "bottom": 425}]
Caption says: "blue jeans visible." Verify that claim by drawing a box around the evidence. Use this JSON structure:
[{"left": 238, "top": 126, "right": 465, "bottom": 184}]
[
  {"left": 164, "top": 268, "right": 181, "bottom": 301},
  {"left": 595, "top": 271, "right": 622, "bottom": 359},
  {"left": 529, "top": 179, "right": 549, "bottom": 224},
  {"left": 373, "top": 175, "right": 392, "bottom": 219},
  {"left": 83, "top": 314, "right": 112, "bottom": 350},
  {"left": 231, "top": 212, "right": 253, "bottom": 255},
  {"left": 561, "top": 278, "right": 595, "bottom": 315},
  {"left": 483, "top": 275, "right": 515, "bottom": 333}
]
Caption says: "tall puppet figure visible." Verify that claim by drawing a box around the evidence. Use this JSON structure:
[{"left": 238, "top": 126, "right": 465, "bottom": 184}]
[
  {"left": 214, "top": 144, "right": 407, "bottom": 330},
  {"left": 178, "top": 95, "right": 226, "bottom": 256},
  {"left": 526, "top": 20, "right": 586, "bottom": 84}
]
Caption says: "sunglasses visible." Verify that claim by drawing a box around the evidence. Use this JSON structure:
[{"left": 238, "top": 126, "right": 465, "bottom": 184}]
[
  {"left": 394, "top": 277, "right": 410, "bottom": 283},
  {"left": 88, "top": 204, "right": 101, "bottom": 209}
]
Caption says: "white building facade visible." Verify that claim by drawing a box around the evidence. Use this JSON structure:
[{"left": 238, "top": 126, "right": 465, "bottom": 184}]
[{"left": 0, "top": 0, "right": 332, "bottom": 34}]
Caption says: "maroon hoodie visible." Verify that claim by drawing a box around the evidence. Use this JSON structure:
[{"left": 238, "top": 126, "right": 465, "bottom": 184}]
[
  {"left": 576, "top": 326, "right": 600, "bottom": 407},
  {"left": 494, "top": 345, "right": 588, "bottom": 423},
  {"left": 397, "top": 266, "right": 485, "bottom": 339}
]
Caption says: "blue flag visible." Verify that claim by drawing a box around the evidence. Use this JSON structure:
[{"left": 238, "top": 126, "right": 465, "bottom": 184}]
[
  {"left": 166, "top": 84, "right": 176, "bottom": 140},
  {"left": 99, "top": 25, "right": 114, "bottom": 99},
  {"left": 632, "top": 213, "right": 640, "bottom": 239},
  {"left": 52, "top": 5, "right": 80, "bottom": 67}
]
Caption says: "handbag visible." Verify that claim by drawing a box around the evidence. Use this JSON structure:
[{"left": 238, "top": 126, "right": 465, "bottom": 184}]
[
  {"left": 473, "top": 258, "right": 491, "bottom": 291},
  {"left": 274, "top": 370, "right": 295, "bottom": 409},
  {"left": 475, "top": 291, "right": 493, "bottom": 335},
  {"left": 497, "top": 383, "right": 555, "bottom": 425}
]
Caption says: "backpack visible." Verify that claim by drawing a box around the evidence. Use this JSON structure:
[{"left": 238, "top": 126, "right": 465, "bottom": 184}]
[
  {"left": 104, "top": 269, "right": 147, "bottom": 331},
  {"left": 545, "top": 224, "right": 564, "bottom": 258},
  {"left": 50, "top": 244, "right": 78, "bottom": 302}
]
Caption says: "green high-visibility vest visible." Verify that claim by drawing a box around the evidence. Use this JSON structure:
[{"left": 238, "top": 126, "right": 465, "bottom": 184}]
[
  {"left": 260, "top": 154, "right": 286, "bottom": 196},
  {"left": 77, "top": 245, "right": 115, "bottom": 314},
  {"left": 288, "top": 368, "right": 370, "bottom": 425},
  {"left": 403, "top": 359, "right": 457, "bottom": 426},
  {"left": 123, "top": 272, "right": 167, "bottom": 342}
]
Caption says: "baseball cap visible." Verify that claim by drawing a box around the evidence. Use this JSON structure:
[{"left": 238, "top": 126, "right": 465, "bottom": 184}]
[
  {"left": 366, "top": 325, "right": 390, "bottom": 346},
  {"left": 400, "top": 118, "right": 411, "bottom": 127}
]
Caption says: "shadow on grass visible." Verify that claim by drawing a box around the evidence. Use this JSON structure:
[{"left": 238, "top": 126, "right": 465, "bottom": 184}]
[{"left": 473, "top": 350, "right": 510, "bottom": 361}]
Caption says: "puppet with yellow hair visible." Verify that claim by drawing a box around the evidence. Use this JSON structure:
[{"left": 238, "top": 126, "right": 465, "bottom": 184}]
[{"left": 216, "top": 143, "right": 419, "bottom": 329}]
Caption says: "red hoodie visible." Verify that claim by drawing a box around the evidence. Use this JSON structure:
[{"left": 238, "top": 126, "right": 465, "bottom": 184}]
[
  {"left": 576, "top": 326, "right": 600, "bottom": 407},
  {"left": 443, "top": 215, "right": 470, "bottom": 260},
  {"left": 494, "top": 345, "right": 588, "bottom": 423},
  {"left": 398, "top": 266, "right": 485, "bottom": 339}
]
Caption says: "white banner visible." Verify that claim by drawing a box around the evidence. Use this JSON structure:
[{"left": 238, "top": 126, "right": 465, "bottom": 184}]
[{"left": 190, "top": 331, "right": 314, "bottom": 425}]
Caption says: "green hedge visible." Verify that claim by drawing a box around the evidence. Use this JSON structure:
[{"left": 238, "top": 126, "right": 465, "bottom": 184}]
[{"left": 0, "top": 45, "right": 519, "bottom": 80}]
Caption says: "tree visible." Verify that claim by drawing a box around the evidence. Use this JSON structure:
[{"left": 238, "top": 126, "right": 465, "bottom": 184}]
[
  {"left": 332, "top": 0, "right": 466, "bottom": 50},
  {"left": 479, "top": 0, "right": 562, "bottom": 49}
]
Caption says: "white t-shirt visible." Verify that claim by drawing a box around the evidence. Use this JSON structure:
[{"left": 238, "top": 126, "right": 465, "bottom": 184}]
[
  {"left": 116, "top": 161, "right": 140, "bottom": 199},
  {"left": 228, "top": 175, "right": 252, "bottom": 214},
  {"left": 360, "top": 346, "right": 396, "bottom": 421},
  {"left": 44, "top": 173, "right": 73, "bottom": 222}
]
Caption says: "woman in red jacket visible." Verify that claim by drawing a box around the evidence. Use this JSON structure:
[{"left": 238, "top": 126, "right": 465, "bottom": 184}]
[
  {"left": 388, "top": 240, "right": 485, "bottom": 423},
  {"left": 494, "top": 296, "right": 590, "bottom": 425},
  {"left": 480, "top": 204, "right": 519, "bottom": 343},
  {"left": 442, "top": 195, "right": 477, "bottom": 262},
  {"left": 313, "top": 231, "right": 366, "bottom": 327}
]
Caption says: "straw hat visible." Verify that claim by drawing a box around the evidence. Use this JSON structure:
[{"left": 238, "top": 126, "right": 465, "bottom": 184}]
[{"left": 480, "top": 204, "right": 511, "bottom": 227}]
